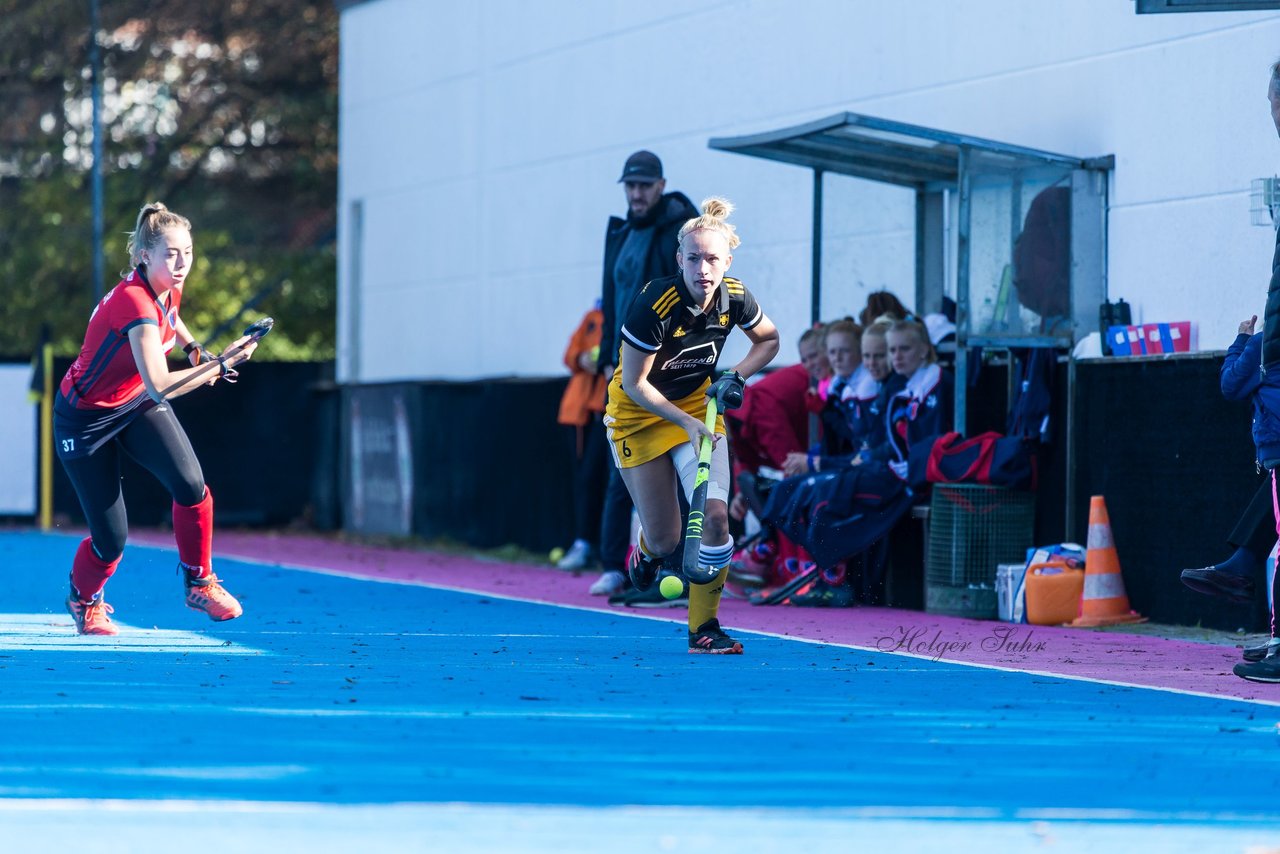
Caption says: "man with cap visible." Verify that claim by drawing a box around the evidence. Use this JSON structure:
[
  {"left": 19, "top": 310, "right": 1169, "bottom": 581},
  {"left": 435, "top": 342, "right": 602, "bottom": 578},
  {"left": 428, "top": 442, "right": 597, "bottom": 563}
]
[{"left": 583, "top": 151, "right": 698, "bottom": 598}]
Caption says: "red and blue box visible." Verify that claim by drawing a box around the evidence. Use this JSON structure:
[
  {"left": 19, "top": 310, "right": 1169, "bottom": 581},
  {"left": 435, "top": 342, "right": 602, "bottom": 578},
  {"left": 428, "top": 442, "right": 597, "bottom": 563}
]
[
  {"left": 1106, "top": 325, "right": 1145, "bottom": 356},
  {"left": 1108, "top": 322, "right": 1192, "bottom": 356},
  {"left": 1142, "top": 322, "right": 1192, "bottom": 354}
]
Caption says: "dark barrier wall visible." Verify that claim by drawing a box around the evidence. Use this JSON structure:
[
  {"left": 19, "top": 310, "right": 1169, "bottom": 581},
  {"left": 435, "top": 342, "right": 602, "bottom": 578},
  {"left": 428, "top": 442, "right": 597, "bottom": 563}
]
[
  {"left": 341, "top": 378, "right": 576, "bottom": 553},
  {"left": 1073, "top": 354, "right": 1265, "bottom": 632},
  {"left": 921, "top": 354, "right": 1257, "bottom": 630},
  {"left": 51, "top": 358, "right": 333, "bottom": 530},
  {"left": 47, "top": 352, "right": 1257, "bottom": 629}
]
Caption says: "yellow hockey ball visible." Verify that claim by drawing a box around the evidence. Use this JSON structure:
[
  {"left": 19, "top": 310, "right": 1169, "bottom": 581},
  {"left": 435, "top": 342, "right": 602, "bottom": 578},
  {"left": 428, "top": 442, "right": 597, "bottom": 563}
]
[
  {"left": 549, "top": 547, "right": 565, "bottom": 564},
  {"left": 659, "top": 575, "right": 685, "bottom": 600}
]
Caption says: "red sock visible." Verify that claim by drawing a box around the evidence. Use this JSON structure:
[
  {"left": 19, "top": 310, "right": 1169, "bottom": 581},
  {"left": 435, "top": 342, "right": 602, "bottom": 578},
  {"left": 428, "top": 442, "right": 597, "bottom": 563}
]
[
  {"left": 71, "top": 537, "right": 119, "bottom": 601},
  {"left": 173, "top": 487, "right": 214, "bottom": 577}
]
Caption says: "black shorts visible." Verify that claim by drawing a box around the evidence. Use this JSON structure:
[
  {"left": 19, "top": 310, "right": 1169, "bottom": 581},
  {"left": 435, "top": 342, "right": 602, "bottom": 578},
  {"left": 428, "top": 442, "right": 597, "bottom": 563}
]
[{"left": 53, "top": 391, "right": 155, "bottom": 461}]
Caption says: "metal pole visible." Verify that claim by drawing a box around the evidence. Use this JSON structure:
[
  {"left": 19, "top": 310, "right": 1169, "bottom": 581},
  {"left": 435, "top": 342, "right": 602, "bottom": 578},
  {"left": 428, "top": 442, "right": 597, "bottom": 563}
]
[
  {"left": 811, "top": 169, "right": 823, "bottom": 325},
  {"left": 1006, "top": 174, "right": 1022, "bottom": 331},
  {"left": 39, "top": 330, "right": 53, "bottom": 531},
  {"left": 347, "top": 199, "right": 364, "bottom": 382},
  {"left": 1065, "top": 354, "right": 1077, "bottom": 540},
  {"left": 90, "top": 0, "right": 104, "bottom": 301},
  {"left": 914, "top": 188, "right": 926, "bottom": 313}
]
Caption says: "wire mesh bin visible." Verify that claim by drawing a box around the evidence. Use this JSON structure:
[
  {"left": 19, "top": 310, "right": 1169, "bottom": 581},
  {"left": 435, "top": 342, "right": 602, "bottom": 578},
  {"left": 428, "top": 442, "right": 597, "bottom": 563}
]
[{"left": 925, "top": 484, "right": 1035, "bottom": 618}]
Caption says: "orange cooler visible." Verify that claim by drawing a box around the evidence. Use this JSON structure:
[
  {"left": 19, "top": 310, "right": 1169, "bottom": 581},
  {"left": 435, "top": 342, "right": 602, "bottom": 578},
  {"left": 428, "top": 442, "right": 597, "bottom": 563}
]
[{"left": 1024, "top": 562, "right": 1084, "bottom": 626}]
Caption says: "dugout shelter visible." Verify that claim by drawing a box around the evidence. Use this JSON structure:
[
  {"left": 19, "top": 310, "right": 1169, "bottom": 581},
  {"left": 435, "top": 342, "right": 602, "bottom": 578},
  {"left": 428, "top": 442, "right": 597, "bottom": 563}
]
[{"left": 710, "top": 112, "right": 1111, "bottom": 532}]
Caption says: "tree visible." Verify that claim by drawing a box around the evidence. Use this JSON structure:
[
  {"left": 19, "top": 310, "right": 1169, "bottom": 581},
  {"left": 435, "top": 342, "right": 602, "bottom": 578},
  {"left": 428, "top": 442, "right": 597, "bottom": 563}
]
[{"left": 0, "top": 0, "right": 337, "bottom": 359}]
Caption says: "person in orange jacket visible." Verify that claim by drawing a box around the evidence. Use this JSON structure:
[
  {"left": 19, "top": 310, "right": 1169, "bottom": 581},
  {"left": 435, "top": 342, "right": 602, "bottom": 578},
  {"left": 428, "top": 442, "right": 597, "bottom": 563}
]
[{"left": 555, "top": 300, "right": 609, "bottom": 570}]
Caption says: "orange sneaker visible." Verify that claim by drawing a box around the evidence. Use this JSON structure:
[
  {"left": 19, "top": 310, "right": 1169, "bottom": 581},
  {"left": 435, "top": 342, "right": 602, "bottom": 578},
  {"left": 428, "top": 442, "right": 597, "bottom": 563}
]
[
  {"left": 181, "top": 565, "right": 244, "bottom": 622},
  {"left": 66, "top": 594, "right": 119, "bottom": 636}
]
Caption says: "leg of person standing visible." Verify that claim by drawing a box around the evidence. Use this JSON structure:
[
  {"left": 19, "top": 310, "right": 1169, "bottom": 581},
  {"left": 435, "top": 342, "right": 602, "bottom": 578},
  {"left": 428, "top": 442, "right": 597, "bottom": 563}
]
[
  {"left": 1182, "top": 476, "right": 1273, "bottom": 603},
  {"left": 589, "top": 464, "right": 634, "bottom": 595},
  {"left": 1234, "top": 471, "right": 1280, "bottom": 682},
  {"left": 559, "top": 417, "right": 608, "bottom": 571}
]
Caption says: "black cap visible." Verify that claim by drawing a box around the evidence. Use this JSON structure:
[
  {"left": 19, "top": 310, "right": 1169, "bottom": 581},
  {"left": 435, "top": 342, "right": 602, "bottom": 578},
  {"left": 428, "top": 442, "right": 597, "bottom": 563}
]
[{"left": 617, "top": 150, "right": 663, "bottom": 184}]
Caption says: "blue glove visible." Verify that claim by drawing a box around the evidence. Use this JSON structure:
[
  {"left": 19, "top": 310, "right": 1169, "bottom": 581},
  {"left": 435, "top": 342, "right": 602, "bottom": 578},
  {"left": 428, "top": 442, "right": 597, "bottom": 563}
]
[{"left": 706, "top": 370, "right": 745, "bottom": 410}]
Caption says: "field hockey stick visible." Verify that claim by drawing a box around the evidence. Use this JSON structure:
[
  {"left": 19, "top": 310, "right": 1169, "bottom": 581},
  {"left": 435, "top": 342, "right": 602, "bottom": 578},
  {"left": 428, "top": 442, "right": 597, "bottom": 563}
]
[
  {"left": 682, "top": 397, "right": 723, "bottom": 584},
  {"left": 159, "top": 316, "right": 275, "bottom": 398}
]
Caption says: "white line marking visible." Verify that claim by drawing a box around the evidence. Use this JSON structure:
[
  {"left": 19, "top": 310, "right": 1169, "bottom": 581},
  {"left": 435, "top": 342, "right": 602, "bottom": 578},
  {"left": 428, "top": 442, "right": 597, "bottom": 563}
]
[{"left": 0, "top": 613, "right": 264, "bottom": 655}]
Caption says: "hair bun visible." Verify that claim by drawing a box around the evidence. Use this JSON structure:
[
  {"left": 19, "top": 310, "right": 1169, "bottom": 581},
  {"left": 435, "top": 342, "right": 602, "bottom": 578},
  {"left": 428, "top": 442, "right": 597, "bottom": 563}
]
[
  {"left": 138, "top": 202, "right": 168, "bottom": 221},
  {"left": 679, "top": 196, "right": 741, "bottom": 249},
  {"left": 701, "top": 197, "right": 733, "bottom": 220}
]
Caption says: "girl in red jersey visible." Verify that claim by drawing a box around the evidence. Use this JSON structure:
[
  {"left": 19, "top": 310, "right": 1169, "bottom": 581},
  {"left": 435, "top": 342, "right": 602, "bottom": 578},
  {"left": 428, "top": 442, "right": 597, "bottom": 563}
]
[{"left": 54, "top": 202, "right": 259, "bottom": 635}]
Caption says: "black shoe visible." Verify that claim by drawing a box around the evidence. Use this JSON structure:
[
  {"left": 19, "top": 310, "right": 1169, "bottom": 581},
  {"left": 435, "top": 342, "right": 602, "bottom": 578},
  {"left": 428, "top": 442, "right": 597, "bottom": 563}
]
[
  {"left": 1233, "top": 651, "right": 1280, "bottom": 683},
  {"left": 688, "top": 618, "right": 743, "bottom": 654},
  {"left": 748, "top": 562, "right": 822, "bottom": 606},
  {"left": 1180, "top": 566, "right": 1255, "bottom": 604},
  {"left": 789, "top": 579, "right": 855, "bottom": 608},
  {"left": 619, "top": 574, "right": 688, "bottom": 608},
  {"left": 1242, "top": 638, "right": 1280, "bottom": 662},
  {"left": 627, "top": 548, "right": 662, "bottom": 592}
]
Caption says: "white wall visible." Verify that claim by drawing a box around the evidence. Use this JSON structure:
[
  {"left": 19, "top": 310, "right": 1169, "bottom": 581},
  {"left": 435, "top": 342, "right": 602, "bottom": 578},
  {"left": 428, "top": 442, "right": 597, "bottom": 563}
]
[
  {"left": 338, "top": 0, "right": 1280, "bottom": 382},
  {"left": 0, "top": 365, "right": 36, "bottom": 515}
]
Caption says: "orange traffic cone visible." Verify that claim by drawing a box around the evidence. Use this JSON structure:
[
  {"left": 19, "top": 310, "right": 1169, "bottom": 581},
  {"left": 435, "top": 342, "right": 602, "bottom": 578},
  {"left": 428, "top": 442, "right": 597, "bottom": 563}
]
[{"left": 1070, "top": 495, "right": 1146, "bottom": 627}]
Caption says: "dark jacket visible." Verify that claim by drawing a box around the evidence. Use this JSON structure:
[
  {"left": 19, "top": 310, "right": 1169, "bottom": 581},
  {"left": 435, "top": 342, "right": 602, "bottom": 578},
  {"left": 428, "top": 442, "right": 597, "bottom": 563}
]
[
  {"left": 815, "top": 370, "right": 904, "bottom": 470},
  {"left": 1221, "top": 332, "right": 1280, "bottom": 467},
  {"left": 817, "top": 374, "right": 862, "bottom": 459},
  {"left": 598, "top": 191, "right": 698, "bottom": 371},
  {"left": 1263, "top": 227, "right": 1280, "bottom": 370},
  {"left": 867, "top": 363, "right": 954, "bottom": 463}
]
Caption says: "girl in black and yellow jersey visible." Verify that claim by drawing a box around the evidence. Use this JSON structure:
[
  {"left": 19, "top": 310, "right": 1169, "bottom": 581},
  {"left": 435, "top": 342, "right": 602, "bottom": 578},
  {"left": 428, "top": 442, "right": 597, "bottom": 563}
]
[{"left": 604, "top": 197, "right": 779, "bottom": 653}]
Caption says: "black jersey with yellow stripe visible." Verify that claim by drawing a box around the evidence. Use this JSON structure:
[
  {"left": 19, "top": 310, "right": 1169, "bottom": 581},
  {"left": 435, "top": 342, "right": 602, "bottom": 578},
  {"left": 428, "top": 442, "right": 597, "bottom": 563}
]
[{"left": 618, "top": 273, "right": 763, "bottom": 400}]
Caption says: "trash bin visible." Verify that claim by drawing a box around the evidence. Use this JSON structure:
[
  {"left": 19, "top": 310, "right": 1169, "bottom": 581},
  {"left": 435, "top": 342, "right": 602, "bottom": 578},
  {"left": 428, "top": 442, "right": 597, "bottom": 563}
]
[{"left": 926, "top": 484, "right": 1035, "bottom": 618}]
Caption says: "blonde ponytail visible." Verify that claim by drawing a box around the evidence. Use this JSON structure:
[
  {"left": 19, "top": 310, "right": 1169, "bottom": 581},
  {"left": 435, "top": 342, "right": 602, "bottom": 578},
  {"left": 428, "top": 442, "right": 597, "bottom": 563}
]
[{"left": 126, "top": 201, "right": 192, "bottom": 267}]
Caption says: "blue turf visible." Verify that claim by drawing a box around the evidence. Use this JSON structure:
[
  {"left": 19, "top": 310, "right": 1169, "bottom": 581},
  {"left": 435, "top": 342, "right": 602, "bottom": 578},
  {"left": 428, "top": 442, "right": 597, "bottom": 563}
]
[{"left": 2, "top": 531, "right": 1278, "bottom": 817}]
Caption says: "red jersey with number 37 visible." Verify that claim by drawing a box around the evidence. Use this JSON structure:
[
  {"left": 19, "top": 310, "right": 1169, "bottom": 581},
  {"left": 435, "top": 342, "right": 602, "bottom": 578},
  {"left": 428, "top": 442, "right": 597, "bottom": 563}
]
[{"left": 60, "top": 270, "right": 180, "bottom": 409}]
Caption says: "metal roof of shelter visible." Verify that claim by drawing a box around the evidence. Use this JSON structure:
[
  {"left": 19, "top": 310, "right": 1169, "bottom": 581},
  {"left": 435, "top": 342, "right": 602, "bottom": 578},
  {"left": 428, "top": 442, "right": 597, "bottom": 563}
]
[{"left": 708, "top": 112, "right": 1098, "bottom": 188}]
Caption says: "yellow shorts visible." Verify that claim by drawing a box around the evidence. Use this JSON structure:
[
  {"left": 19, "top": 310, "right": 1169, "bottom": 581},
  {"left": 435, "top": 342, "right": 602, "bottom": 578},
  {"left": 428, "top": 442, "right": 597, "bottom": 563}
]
[{"left": 603, "top": 375, "right": 725, "bottom": 469}]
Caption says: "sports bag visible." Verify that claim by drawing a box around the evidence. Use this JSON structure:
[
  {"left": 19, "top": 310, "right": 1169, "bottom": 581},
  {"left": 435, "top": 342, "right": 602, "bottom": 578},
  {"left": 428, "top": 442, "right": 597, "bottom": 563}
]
[{"left": 924, "top": 431, "right": 1037, "bottom": 491}]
